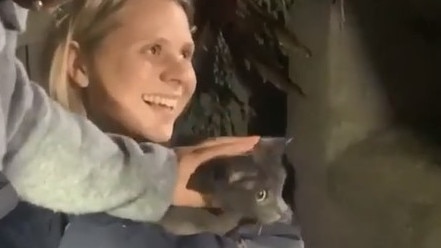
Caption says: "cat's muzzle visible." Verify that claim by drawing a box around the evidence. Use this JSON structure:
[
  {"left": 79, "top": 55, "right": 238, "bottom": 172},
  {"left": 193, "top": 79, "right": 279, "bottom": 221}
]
[{"left": 278, "top": 207, "right": 293, "bottom": 224}]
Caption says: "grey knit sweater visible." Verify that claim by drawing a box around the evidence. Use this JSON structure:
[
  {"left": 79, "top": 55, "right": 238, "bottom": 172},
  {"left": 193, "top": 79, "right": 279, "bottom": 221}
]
[{"left": 0, "top": 0, "right": 177, "bottom": 222}]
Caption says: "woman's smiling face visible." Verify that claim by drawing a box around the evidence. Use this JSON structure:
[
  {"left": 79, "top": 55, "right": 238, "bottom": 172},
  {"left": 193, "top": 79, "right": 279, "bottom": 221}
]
[{"left": 68, "top": 0, "right": 196, "bottom": 142}]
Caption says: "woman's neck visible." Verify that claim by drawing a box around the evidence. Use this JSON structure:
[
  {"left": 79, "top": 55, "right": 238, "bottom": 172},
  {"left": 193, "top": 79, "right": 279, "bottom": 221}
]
[{"left": 87, "top": 113, "right": 147, "bottom": 143}]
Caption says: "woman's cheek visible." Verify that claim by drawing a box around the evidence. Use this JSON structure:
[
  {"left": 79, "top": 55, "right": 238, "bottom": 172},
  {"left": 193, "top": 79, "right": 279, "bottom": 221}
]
[{"left": 174, "top": 98, "right": 186, "bottom": 117}]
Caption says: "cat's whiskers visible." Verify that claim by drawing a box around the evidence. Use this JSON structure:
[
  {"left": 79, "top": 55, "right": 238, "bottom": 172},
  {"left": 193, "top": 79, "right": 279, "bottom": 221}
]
[{"left": 257, "top": 224, "right": 263, "bottom": 236}]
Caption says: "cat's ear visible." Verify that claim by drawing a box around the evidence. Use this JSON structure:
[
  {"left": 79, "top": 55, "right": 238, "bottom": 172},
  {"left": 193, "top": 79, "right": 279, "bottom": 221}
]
[
  {"left": 254, "top": 137, "right": 292, "bottom": 157},
  {"left": 187, "top": 161, "right": 227, "bottom": 193}
]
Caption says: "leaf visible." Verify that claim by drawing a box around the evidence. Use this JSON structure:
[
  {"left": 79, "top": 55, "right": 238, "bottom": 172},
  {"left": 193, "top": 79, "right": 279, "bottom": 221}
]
[
  {"left": 248, "top": 56, "right": 305, "bottom": 96},
  {"left": 241, "top": 0, "right": 312, "bottom": 58},
  {"left": 273, "top": 26, "right": 312, "bottom": 58}
]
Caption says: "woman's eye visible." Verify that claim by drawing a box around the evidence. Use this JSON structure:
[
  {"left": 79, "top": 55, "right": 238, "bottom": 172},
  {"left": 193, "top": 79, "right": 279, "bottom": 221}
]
[
  {"left": 146, "top": 44, "right": 161, "bottom": 55},
  {"left": 182, "top": 49, "right": 193, "bottom": 60}
]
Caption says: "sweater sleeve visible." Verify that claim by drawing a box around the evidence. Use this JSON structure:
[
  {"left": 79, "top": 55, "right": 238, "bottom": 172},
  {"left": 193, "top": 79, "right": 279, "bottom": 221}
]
[
  {"left": 0, "top": 1, "right": 176, "bottom": 222},
  {"left": 174, "top": 222, "right": 304, "bottom": 248}
]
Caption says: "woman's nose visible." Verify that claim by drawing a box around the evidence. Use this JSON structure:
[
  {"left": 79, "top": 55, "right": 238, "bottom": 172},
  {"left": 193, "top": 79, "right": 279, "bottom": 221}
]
[{"left": 160, "top": 60, "right": 195, "bottom": 88}]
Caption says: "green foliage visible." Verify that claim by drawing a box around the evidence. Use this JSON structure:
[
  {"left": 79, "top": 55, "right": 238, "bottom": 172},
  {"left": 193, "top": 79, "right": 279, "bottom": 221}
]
[{"left": 179, "top": 0, "right": 310, "bottom": 136}]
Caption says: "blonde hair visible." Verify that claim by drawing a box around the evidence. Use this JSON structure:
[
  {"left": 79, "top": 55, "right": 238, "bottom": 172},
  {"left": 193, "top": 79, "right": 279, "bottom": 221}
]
[
  {"left": 44, "top": 0, "right": 126, "bottom": 115},
  {"left": 44, "top": 0, "right": 194, "bottom": 115}
]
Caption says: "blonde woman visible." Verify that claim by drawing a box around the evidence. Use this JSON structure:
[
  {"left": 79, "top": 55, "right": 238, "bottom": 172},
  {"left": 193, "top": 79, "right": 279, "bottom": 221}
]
[
  {"left": 2, "top": 0, "right": 303, "bottom": 247},
  {"left": 1, "top": 0, "right": 257, "bottom": 227},
  {"left": 0, "top": 0, "right": 259, "bottom": 247}
]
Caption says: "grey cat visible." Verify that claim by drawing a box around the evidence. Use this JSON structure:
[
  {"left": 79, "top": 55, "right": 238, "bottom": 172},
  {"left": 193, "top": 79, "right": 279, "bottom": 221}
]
[
  {"left": 326, "top": 127, "right": 441, "bottom": 248},
  {"left": 159, "top": 137, "right": 293, "bottom": 236}
]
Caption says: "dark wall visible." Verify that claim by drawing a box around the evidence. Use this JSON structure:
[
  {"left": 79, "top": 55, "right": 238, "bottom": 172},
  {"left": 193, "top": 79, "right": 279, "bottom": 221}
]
[
  {"left": 347, "top": 0, "right": 441, "bottom": 131},
  {"left": 248, "top": 83, "right": 287, "bottom": 136}
]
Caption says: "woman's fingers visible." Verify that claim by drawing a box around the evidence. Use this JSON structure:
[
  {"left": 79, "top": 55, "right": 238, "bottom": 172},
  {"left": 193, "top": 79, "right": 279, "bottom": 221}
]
[
  {"left": 196, "top": 136, "right": 259, "bottom": 149},
  {"left": 192, "top": 136, "right": 259, "bottom": 164},
  {"left": 175, "top": 136, "right": 260, "bottom": 154}
]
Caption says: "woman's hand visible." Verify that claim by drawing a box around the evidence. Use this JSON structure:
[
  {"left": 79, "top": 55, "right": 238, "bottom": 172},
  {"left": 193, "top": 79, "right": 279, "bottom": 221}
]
[{"left": 172, "top": 136, "right": 260, "bottom": 207}]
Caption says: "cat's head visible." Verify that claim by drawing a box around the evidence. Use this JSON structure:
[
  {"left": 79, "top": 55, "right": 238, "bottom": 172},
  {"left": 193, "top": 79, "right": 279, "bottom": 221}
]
[{"left": 218, "top": 137, "right": 293, "bottom": 224}]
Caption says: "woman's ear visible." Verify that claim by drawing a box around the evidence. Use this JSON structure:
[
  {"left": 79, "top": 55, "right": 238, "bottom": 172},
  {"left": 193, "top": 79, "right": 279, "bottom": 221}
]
[{"left": 66, "top": 41, "right": 89, "bottom": 88}]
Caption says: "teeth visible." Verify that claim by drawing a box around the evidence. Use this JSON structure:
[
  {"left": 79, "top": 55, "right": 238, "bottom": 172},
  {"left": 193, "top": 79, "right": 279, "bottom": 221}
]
[{"left": 142, "top": 94, "right": 178, "bottom": 109}]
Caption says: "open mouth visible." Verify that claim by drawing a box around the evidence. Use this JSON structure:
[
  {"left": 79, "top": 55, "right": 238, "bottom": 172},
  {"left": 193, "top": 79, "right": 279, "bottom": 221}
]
[{"left": 142, "top": 94, "right": 177, "bottom": 111}]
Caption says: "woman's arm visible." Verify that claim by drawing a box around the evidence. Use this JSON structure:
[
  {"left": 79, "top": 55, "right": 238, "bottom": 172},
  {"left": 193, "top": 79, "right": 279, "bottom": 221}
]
[
  {"left": 235, "top": 222, "right": 304, "bottom": 248},
  {"left": 0, "top": 1, "right": 176, "bottom": 222},
  {"left": 174, "top": 222, "right": 304, "bottom": 248}
]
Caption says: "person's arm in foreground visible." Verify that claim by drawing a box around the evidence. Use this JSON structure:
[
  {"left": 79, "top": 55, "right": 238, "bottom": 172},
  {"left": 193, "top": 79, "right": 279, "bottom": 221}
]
[
  {"left": 0, "top": 0, "right": 175, "bottom": 221},
  {"left": 0, "top": 1, "right": 258, "bottom": 222},
  {"left": 234, "top": 222, "right": 304, "bottom": 248},
  {"left": 176, "top": 222, "right": 304, "bottom": 248}
]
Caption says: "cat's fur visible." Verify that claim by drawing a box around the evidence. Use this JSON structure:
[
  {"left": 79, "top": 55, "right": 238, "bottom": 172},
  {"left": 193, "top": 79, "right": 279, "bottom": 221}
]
[
  {"left": 326, "top": 127, "right": 441, "bottom": 248},
  {"left": 159, "top": 137, "right": 293, "bottom": 235}
]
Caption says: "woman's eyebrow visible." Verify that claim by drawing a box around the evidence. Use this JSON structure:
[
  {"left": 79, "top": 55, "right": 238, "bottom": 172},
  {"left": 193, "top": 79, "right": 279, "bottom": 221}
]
[
  {"left": 151, "top": 37, "right": 194, "bottom": 48},
  {"left": 149, "top": 37, "right": 170, "bottom": 44}
]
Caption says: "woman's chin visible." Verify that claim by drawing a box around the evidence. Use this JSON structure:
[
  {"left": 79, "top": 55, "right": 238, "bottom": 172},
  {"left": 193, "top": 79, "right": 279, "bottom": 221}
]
[{"left": 142, "top": 128, "right": 173, "bottom": 144}]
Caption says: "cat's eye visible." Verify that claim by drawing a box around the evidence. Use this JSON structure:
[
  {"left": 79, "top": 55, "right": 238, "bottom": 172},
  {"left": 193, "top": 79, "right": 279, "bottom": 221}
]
[{"left": 255, "top": 189, "right": 268, "bottom": 202}]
